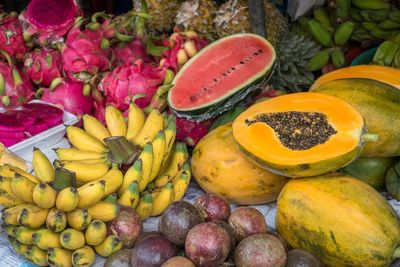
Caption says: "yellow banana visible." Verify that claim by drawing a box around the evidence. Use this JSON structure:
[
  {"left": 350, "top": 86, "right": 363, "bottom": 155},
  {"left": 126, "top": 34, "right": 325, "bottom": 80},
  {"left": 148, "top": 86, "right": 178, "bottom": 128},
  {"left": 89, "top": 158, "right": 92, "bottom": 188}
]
[
  {"left": 133, "top": 109, "right": 164, "bottom": 148},
  {"left": 3, "top": 224, "right": 17, "bottom": 237},
  {"left": 87, "top": 201, "right": 119, "bottom": 222},
  {"left": 55, "top": 148, "right": 107, "bottom": 161},
  {"left": 55, "top": 160, "right": 110, "bottom": 183},
  {"left": 172, "top": 168, "right": 191, "bottom": 202},
  {"left": 150, "top": 182, "right": 174, "bottom": 216},
  {"left": 32, "top": 182, "right": 57, "bottom": 209},
  {"left": 118, "top": 181, "right": 140, "bottom": 208},
  {"left": 26, "top": 245, "right": 48, "bottom": 266},
  {"left": 0, "top": 175, "right": 20, "bottom": 199},
  {"left": 66, "top": 208, "right": 92, "bottom": 230},
  {"left": 85, "top": 219, "right": 107, "bottom": 246},
  {"left": 9, "top": 237, "right": 29, "bottom": 257},
  {"left": 18, "top": 204, "right": 49, "bottom": 228},
  {"left": 160, "top": 116, "right": 177, "bottom": 172},
  {"left": 14, "top": 226, "right": 36, "bottom": 245},
  {"left": 72, "top": 245, "right": 95, "bottom": 267},
  {"left": 0, "top": 143, "right": 28, "bottom": 171},
  {"left": 2, "top": 203, "right": 31, "bottom": 225},
  {"left": 105, "top": 105, "right": 127, "bottom": 136},
  {"left": 118, "top": 159, "right": 142, "bottom": 196},
  {"left": 94, "top": 235, "right": 123, "bottom": 257},
  {"left": 61, "top": 158, "right": 110, "bottom": 165},
  {"left": 0, "top": 164, "right": 40, "bottom": 184},
  {"left": 83, "top": 114, "right": 111, "bottom": 144},
  {"left": 60, "top": 228, "right": 85, "bottom": 250},
  {"left": 11, "top": 173, "right": 36, "bottom": 203},
  {"left": 138, "top": 142, "right": 154, "bottom": 192},
  {"left": 98, "top": 165, "right": 123, "bottom": 196},
  {"left": 135, "top": 193, "right": 153, "bottom": 220},
  {"left": 149, "top": 130, "right": 166, "bottom": 181},
  {"left": 32, "top": 229, "right": 62, "bottom": 249},
  {"left": 126, "top": 101, "right": 145, "bottom": 141},
  {"left": 66, "top": 126, "right": 108, "bottom": 153},
  {"left": 0, "top": 193, "right": 24, "bottom": 207},
  {"left": 77, "top": 180, "right": 105, "bottom": 208},
  {"left": 47, "top": 247, "right": 73, "bottom": 267},
  {"left": 46, "top": 208, "right": 67, "bottom": 233},
  {"left": 32, "top": 147, "right": 55, "bottom": 183},
  {"left": 56, "top": 187, "right": 79, "bottom": 212}
]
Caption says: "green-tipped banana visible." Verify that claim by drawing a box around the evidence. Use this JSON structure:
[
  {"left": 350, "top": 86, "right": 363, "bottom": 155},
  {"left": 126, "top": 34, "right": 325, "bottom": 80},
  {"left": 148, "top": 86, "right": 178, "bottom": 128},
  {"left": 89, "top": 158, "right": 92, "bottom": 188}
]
[
  {"left": 352, "top": 0, "right": 390, "bottom": 10},
  {"left": 46, "top": 208, "right": 67, "bottom": 233},
  {"left": 72, "top": 245, "right": 96, "bottom": 267},
  {"left": 331, "top": 50, "right": 346, "bottom": 68},
  {"left": 18, "top": 205, "right": 49, "bottom": 228},
  {"left": 94, "top": 235, "right": 123, "bottom": 257},
  {"left": 9, "top": 237, "right": 29, "bottom": 257},
  {"left": 32, "top": 229, "right": 62, "bottom": 250},
  {"left": 85, "top": 219, "right": 107, "bottom": 246},
  {"left": 14, "top": 226, "right": 36, "bottom": 245},
  {"left": 26, "top": 245, "right": 48, "bottom": 266},
  {"left": 47, "top": 248, "right": 73, "bottom": 267},
  {"left": 307, "top": 50, "right": 330, "bottom": 71},
  {"left": 66, "top": 208, "right": 92, "bottom": 230},
  {"left": 60, "top": 228, "right": 85, "bottom": 250},
  {"left": 56, "top": 187, "right": 79, "bottom": 212},
  {"left": 308, "top": 19, "right": 333, "bottom": 47},
  {"left": 3, "top": 224, "right": 17, "bottom": 237},
  {"left": 32, "top": 182, "right": 57, "bottom": 209},
  {"left": 373, "top": 40, "right": 400, "bottom": 65},
  {"left": 334, "top": 21, "right": 355, "bottom": 45}
]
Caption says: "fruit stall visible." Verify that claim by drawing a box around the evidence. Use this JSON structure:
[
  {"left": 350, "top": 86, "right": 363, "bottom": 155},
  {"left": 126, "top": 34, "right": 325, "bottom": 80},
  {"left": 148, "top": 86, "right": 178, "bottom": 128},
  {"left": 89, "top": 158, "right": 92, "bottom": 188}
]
[{"left": 2, "top": 0, "right": 400, "bottom": 266}]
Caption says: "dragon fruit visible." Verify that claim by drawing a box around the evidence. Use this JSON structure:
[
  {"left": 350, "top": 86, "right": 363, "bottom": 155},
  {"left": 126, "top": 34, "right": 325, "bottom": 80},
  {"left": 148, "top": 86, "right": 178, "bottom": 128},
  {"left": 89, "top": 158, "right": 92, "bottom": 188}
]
[
  {"left": 19, "top": 0, "right": 81, "bottom": 46},
  {"left": 113, "top": 38, "right": 151, "bottom": 66},
  {"left": 0, "top": 53, "right": 34, "bottom": 108},
  {"left": 175, "top": 115, "right": 213, "bottom": 146},
  {"left": 23, "top": 48, "right": 63, "bottom": 87},
  {"left": 38, "top": 78, "right": 93, "bottom": 116},
  {"left": 98, "top": 61, "right": 166, "bottom": 113},
  {"left": 160, "top": 30, "right": 208, "bottom": 73},
  {"left": 0, "top": 12, "right": 28, "bottom": 61}
]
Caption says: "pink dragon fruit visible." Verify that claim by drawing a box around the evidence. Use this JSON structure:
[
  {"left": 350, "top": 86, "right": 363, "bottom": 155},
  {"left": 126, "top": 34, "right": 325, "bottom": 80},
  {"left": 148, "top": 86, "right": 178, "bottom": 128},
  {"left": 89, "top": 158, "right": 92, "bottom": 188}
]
[
  {"left": 0, "top": 53, "right": 34, "bottom": 108},
  {"left": 19, "top": 0, "right": 81, "bottom": 46},
  {"left": 160, "top": 30, "right": 208, "bottom": 74},
  {"left": 38, "top": 78, "right": 93, "bottom": 116},
  {"left": 0, "top": 12, "right": 28, "bottom": 61},
  {"left": 175, "top": 115, "right": 213, "bottom": 146},
  {"left": 23, "top": 48, "right": 63, "bottom": 87},
  {"left": 113, "top": 38, "right": 151, "bottom": 66},
  {"left": 98, "top": 61, "right": 166, "bottom": 113}
]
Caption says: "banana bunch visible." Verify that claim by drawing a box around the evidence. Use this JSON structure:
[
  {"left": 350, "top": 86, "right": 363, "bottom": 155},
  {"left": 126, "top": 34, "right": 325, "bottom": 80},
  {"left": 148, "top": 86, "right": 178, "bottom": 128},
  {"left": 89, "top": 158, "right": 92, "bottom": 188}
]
[{"left": 373, "top": 33, "right": 400, "bottom": 67}]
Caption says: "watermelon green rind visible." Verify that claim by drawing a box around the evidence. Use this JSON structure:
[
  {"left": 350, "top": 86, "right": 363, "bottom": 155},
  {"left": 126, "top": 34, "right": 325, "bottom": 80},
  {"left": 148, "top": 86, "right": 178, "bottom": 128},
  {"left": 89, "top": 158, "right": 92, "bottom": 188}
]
[{"left": 167, "top": 33, "right": 276, "bottom": 120}]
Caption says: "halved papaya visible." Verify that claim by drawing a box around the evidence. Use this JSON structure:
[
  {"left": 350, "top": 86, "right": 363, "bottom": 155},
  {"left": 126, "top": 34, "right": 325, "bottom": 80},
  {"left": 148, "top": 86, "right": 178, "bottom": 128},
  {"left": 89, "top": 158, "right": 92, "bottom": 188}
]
[{"left": 232, "top": 92, "right": 372, "bottom": 178}]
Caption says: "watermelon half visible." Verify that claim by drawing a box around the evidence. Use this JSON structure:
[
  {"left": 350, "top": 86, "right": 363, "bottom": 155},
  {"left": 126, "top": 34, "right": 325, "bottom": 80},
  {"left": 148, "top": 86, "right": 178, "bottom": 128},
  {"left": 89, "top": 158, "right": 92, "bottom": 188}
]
[{"left": 167, "top": 33, "right": 276, "bottom": 121}]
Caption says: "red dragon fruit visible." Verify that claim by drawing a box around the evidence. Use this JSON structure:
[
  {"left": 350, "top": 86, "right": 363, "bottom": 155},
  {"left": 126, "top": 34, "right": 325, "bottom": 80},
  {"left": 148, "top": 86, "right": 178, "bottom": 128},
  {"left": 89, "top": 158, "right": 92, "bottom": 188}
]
[
  {"left": 160, "top": 30, "right": 208, "bottom": 74},
  {"left": 113, "top": 38, "right": 151, "bottom": 66},
  {"left": 38, "top": 78, "right": 93, "bottom": 116},
  {"left": 98, "top": 60, "right": 166, "bottom": 114},
  {"left": 23, "top": 48, "right": 63, "bottom": 87},
  {"left": 175, "top": 115, "right": 213, "bottom": 146},
  {"left": 0, "top": 12, "right": 28, "bottom": 61},
  {"left": 19, "top": 0, "right": 81, "bottom": 46},
  {"left": 0, "top": 52, "right": 34, "bottom": 108}
]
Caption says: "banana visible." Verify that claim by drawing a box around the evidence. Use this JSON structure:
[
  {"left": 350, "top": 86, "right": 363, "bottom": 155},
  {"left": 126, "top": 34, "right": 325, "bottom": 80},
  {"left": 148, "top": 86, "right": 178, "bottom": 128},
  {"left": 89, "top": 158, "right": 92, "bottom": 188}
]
[
  {"left": 66, "top": 208, "right": 92, "bottom": 230},
  {"left": 72, "top": 245, "right": 95, "bottom": 267},
  {"left": 370, "top": 28, "right": 395, "bottom": 39},
  {"left": 66, "top": 126, "right": 108, "bottom": 153},
  {"left": 47, "top": 248, "right": 73, "bottom": 267},
  {"left": 0, "top": 194, "right": 24, "bottom": 207},
  {"left": 32, "top": 147, "right": 55, "bottom": 183},
  {"left": 307, "top": 19, "right": 333, "bottom": 47},
  {"left": 334, "top": 0, "right": 351, "bottom": 20},
  {"left": 150, "top": 182, "right": 174, "bottom": 216},
  {"left": 313, "top": 7, "right": 334, "bottom": 32},
  {"left": 118, "top": 181, "right": 140, "bottom": 208},
  {"left": 60, "top": 228, "right": 85, "bottom": 250},
  {"left": 77, "top": 180, "right": 105, "bottom": 208},
  {"left": 60, "top": 158, "right": 110, "bottom": 165},
  {"left": 135, "top": 193, "right": 153, "bottom": 220},
  {"left": 9, "top": 237, "right": 29, "bottom": 257},
  {"left": 352, "top": 0, "right": 390, "bottom": 10},
  {"left": 389, "top": 10, "right": 400, "bottom": 23},
  {"left": 46, "top": 208, "right": 67, "bottom": 232},
  {"left": 138, "top": 142, "right": 154, "bottom": 192},
  {"left": 334, "top": 21, "right": 355, "bottom": 46},
  {"left": 0, "top": 164, "right": 40, "bottom": 184},
  {"left": 2, "top": 204, "right": 30, "bottom": 225},
  {"left": 172, "top": 170, "right": 190, "bottom": 202},
  {"left": 104, "top": 192, "right": 118, "bottom": 203},
  {"left": 379, "top": 19, "right": 400, "bottom": 30},
  {"left": 56, "top": 187, "right": 79, "bottom": 212},
  {"left": 55, "top": 148, "right": 107, "bottom": 161},
  {"left": 85, "top": 219, "right": 107, "bottom": 246},
  {"left": 94, "top": 235, "right": 123, "bottom": 257},
  {"left": 373, "top": 40, "right": 400, "bottom": 65},
  {"left": 392, "top": 49, "right": 400, "bottom": 68},
  {"left": 3, "top": 224, "right": 17, "bottom": 237},
  {"left": 33, "top": 182, "right": 57, "bottom": 209},
  {"left": 87, "top": 201, "right": 119, "bottom": 222},
  {"left": 98, "top": 165, "right": 124, "bottom": 196},
  {"left": 307, "top": 50, "right": 330, "bottom": 71},
  {"left": 160, "top": 116, "right": 177, "bottom": 172},
  {"left": 56, "top": 160, "right": 110, "bottom": 183},
  {"left": 126, "top": 101, "right": 146, "bottom": 141},
  {"left": 360, "top": 10, "right": 374, "bottom": 22},
  {"left": 331, "top": 50, "right": 346, "bottom": 68},
  {"left": 11, "top": 173, "right": 36, "bottom": 203},
  {"left": 32, "top": 229, "right": 62, "bottom": 249},
  {"left": 26, "top": 245, "right": 48, "bottom": 266},
  {"left": 149, "top": 131, "right": 166, "bottom": 181},
  {"left": 83, "top": 114, "right": 111, "bottom": 144},
  {"left": 18, "top": 204, "right": 49, "bottom": 228},
  {"left": 133, "top": 109, "right": 164, "bottom": 148},
  {"left": 14, "top": 226, "right": 36, "bottom": 245},
  {"left": 105, "top": 105, "right": 127, "bottom": 136},
  {"left": 0, "top": 175, "right": 20, "bottom": 199},
  {"left": 369, "top": 9, "right": 390, "bottom": 22},
  {"left": 118, "top": 159, "right": 142, "bottom": 196},
  {"left": 352, "top": 27, "right": 375, "bottom": 41}
]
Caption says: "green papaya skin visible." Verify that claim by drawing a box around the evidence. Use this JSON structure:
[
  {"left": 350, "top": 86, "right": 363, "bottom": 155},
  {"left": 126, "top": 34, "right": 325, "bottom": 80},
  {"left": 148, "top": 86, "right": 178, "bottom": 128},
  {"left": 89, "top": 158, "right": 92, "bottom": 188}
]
[{"left": 386, "top": 160, "right": 400, "bottom": 200}]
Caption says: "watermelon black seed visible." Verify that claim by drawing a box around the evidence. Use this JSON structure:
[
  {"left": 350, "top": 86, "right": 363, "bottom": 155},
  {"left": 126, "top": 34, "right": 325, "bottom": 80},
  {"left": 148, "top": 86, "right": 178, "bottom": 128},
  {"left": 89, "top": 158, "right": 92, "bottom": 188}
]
[{"left": 245, "top": 111, "right": 337, "bottom": 150}]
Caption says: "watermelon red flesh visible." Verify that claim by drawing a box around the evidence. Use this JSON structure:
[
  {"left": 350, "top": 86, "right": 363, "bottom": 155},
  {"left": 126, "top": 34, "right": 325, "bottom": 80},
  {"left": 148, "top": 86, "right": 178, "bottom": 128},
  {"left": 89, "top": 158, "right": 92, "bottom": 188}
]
[{"left": 168, "top": 34, "right": 275, "bottom": 111}]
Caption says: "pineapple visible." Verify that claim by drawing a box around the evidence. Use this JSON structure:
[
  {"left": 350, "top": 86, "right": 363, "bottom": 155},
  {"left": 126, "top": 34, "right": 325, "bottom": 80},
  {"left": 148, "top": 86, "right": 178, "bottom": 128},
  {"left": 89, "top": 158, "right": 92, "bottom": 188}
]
[
  {"left": 214, "top": 0, "right": 288, "bottom": 46},
  {"left": 175, "top": 0, "right": 218, "bottom": 40}
]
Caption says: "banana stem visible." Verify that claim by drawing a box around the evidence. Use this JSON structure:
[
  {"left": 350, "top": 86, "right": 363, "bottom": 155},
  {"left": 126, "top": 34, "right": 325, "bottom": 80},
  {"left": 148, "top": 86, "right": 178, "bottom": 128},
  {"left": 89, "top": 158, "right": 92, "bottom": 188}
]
[
  {"left": 104, "top": 136, "right": 140, "bottom": 165},
  {"left": 52, "top": 168, "right": 77, "bottom": 191}
]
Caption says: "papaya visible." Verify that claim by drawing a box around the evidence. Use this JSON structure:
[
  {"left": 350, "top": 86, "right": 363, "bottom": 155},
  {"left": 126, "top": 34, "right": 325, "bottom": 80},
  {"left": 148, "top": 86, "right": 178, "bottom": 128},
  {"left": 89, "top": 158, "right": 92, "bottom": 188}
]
[
  {"left": 191, "top": 124, "right": 288, "bottom": 205},
  {"left": 232, "top": 92, "right": 371, "bottom": 178},
  {"left": 386, "top": 160, "right": 400, "bottom": 200},
  {"left": 342, "top": 157, "right": 394, "bottom": 191},
  {"left": 311, "top": 78, "right": 400, "bottom": 157},
  {"left": 311, "top": 65, "right": 400, "bottom": 90},
  {"left": 276, "top": 173, "right": 400, "bottom": 267}
]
